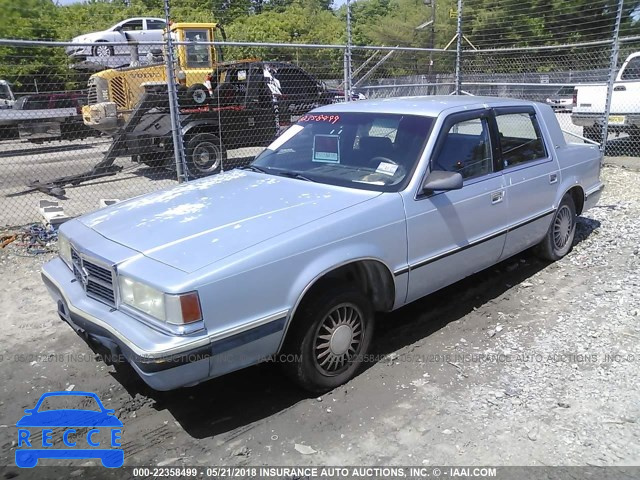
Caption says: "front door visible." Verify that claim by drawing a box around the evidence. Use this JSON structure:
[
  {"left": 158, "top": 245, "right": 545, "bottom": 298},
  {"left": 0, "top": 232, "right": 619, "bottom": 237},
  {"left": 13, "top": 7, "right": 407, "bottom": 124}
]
[{"left": 403, "top": 110, "right": 509, "bottom": 303}]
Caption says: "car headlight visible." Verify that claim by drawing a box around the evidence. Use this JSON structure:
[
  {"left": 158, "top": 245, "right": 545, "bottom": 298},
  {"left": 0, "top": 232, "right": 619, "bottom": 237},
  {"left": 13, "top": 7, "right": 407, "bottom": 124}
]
[
  {"left": 58, "top": 234, "right": 72, "bottom": 269},
  {"left": 118, "top": 276, "right": 202, "bottom": 325}
]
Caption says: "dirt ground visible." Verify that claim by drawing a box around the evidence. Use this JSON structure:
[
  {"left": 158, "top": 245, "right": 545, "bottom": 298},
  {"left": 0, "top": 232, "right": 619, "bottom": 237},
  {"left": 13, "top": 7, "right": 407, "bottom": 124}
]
[{"left": 0, "top": 159, "right": 639, "bottom": 476}]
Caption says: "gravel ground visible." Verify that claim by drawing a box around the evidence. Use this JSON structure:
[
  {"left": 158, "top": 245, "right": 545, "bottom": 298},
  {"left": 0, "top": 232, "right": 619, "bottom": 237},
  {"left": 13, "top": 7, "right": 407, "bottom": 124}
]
[{"left": 0, "top": 160, "right": 639, "bottom": 475}]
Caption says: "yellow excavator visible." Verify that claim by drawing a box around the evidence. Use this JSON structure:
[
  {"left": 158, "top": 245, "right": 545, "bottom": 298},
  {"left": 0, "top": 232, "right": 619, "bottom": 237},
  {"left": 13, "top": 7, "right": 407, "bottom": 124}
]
[{"left": 82, "top": 22, "right": 225, "bottom": 135}]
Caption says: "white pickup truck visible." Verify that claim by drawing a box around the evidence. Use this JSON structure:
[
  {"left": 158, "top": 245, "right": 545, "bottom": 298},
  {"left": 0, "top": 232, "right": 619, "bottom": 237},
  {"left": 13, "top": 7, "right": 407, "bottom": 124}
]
[{"left": 571, "top": 52, "right": 640, "bottom": 142}]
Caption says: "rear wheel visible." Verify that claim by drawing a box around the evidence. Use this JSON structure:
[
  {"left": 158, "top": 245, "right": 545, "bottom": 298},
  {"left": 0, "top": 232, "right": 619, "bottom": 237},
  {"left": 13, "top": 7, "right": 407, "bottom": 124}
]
[
  {"left": 185, "top": 133, "right": 226, "bottom": 177},
  {"left": 281, "top": 286, "right": 374, "bottom": 393},
  {"left": 536, "top": 194, "right": 577, "bottom": 261}
]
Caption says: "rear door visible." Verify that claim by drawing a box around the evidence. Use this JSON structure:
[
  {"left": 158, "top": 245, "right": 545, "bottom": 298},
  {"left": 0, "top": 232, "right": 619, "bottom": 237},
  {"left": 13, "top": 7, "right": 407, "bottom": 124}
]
[
  {"left": 145, "top": 19, "right": 167, "bottom": 44},
  {"left": 119, "top": 19, "right": 146, "bottom": 55},
  {"left": 493, "top": 107, "right": 559, "bottom": 259}
]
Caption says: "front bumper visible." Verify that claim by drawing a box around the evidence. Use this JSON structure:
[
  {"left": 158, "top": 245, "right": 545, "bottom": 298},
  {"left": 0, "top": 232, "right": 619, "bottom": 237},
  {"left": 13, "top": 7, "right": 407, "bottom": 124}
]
[
  {"left": 42, "top": 258, "right": 211, "bottom": 391},
  {"left": 65, "top": 45, "right": 91, "bottom": 58},
  {"left": 82, "top": 103, "right": 121, "bottom": 134}
]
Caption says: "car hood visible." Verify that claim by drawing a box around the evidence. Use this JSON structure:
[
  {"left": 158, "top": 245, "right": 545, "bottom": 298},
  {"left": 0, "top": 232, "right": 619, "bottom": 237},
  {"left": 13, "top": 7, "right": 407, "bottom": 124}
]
[
  {"left": 79, "top": 170, "right": 381, "bottom": 273},
  {"left": 72, "top": 31, "right": 107, "bottom": 43}
]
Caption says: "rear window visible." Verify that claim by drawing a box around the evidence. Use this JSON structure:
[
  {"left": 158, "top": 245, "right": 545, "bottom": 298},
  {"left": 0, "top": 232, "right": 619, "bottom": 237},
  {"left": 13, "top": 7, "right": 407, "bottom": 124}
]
[{"left": 495, "top": 112, "right": 547, "bottom": 168}]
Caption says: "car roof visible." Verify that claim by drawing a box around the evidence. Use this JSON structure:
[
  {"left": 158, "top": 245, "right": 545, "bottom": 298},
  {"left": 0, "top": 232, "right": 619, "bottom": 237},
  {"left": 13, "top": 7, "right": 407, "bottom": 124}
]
[
  {"left": 117, "top": 17, "right": 165, "bottom": 23},
  {"left": 312, "top": 95, "right": 542, "bottom": 117}
]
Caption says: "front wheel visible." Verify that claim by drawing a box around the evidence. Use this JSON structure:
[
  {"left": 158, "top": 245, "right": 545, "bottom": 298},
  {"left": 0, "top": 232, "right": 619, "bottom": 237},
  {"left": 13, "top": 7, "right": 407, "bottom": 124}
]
[
  {"left": 281, "top": 286, "right": 374, "bottom": 393},
  {"left": 93, "top": 42, "right": 113, "bottom": 57},
  {"left": 536, "top": 194, "right": 577, "bottom": 261},
  {"left": 185, "top": 133, "right": 226, "bottom": 178},
  {"left": 185, "top": 83, "right": 209, "bottom": 106}
]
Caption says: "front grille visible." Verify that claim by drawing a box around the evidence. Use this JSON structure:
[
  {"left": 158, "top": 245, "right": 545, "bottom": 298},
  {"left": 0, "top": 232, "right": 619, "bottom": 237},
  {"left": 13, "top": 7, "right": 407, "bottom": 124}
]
[
  {"left": 110, "top": 77, "right": 127, "bottom": 109},
  {"left": 87, "top": 84, "right": 97, "bottom": 105},
  {"left": 71, "top": 247, "right": 115, "bottom": 306}
]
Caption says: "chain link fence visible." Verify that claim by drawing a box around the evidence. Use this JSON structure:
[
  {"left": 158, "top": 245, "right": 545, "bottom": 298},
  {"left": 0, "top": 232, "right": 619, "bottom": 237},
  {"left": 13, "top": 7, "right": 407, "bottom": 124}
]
[{"left": 0, "top": 0, "right": 635, "bottom": 227}]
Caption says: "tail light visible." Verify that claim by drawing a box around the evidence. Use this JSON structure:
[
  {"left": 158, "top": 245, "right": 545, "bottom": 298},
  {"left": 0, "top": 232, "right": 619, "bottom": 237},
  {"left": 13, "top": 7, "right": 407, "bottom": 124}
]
[{"left": 572, "top": 89, "right": 577, "bottom": 106}]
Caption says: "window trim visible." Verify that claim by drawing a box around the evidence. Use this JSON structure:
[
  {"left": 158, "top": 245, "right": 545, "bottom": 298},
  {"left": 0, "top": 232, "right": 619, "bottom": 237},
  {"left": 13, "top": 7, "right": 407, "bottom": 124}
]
[
  {"left": 416, "top": 109, "right": 498, "bottom": 200},
  {"left": 492, "top": 106, "right": 550, "bottom": 170}
]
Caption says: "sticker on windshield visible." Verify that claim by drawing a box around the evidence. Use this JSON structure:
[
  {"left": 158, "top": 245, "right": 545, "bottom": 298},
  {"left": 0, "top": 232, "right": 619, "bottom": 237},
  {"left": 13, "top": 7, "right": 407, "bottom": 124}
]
[
  {"left": 237, "top": 70, "right": 247, "bottom": 81},
  {"left": 376, "top": 162, "right": 398, "bottom": 176},
  {"left": 313, "top": 135, "right": 340, "bottom": 163},
  {"left": 299, "top": 114, "right": 341, "bottom": 124}
]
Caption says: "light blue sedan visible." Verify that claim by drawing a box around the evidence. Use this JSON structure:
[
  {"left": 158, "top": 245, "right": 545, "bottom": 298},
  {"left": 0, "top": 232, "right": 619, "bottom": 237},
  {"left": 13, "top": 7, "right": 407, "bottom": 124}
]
[{"left": 42, "top": 96, "right": 603, "bottom": 393}]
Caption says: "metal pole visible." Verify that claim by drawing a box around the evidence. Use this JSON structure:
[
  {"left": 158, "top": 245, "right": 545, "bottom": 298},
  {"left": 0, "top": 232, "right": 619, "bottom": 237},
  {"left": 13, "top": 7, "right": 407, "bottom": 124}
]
[
  {"left": 163, "top": 0, "right": 187, "bottom": 183},
  {"left": 345, "top": 0, "right": 353, "bottom": 101},
  {"left": 455, "top": 0, "right": 463, "bottom": 95},
  {"left": 430, "top": 0, "right": 436, "bottom": 95},
  {"left": 428, "top": 1, "right": 436, "bottom": 78},
  {"left": 601, "top": 0, "right": 624, "bottom": 155}
]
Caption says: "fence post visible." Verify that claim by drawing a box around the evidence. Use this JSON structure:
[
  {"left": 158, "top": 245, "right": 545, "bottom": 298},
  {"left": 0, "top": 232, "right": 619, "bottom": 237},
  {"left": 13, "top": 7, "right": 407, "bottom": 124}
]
[
  {"left": 163, "top": 0, "right": 187, "bottom": 183},
  {"left": 601, "top": 0, "right": 624, "bottom": 155},
  {"left": 455, "top": 0, "right": 463, "bottom": 95},
  {"left": 345, "top": 0, "right": 353, "bottom": 101}
]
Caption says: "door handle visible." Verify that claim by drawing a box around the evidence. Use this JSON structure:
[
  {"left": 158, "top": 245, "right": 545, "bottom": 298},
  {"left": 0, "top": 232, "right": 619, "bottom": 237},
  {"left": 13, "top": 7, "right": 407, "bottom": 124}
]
[
  {"left": 549, "top": 173, "right": 558, "bottom": 184},
  {"left": 614, "top": 85, "right": 626, "bottom": 92},
  {"left": 491, "top": 190, "right": 504, "bottom": 204}
]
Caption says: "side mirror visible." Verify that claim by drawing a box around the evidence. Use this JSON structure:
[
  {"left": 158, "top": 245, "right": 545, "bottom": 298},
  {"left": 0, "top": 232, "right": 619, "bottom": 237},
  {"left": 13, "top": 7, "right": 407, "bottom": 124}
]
[{"left": 422, "top": 170, "right": 463, "bottom": 193}]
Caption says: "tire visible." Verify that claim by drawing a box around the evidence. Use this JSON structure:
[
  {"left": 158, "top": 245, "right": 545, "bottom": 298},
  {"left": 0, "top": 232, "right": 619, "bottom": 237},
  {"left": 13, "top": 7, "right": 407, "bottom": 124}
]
[
  {"left": 185, "top": 133, "right": 226, "bottom": 177},
  {"left": 185, "top": 83, "right": 209, "bottom": 106},
  {"left": 536, "top": 194, "right": 577, "bottom": 261},
  {"left": 132, "top": 153, "right": 167, "bottom": 168},
  {"left": 93, "top": 41, "right": 113, "bottom": 57},
  {"left": 281, "top": 286, "right": 374, "bottom": 393},
  {"left": 583, "top": 125, "right": 602, "bottom": 142}
]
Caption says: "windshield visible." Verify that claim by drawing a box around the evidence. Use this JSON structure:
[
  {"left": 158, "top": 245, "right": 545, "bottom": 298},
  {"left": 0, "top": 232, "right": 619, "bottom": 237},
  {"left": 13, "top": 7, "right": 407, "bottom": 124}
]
[
  {"left": 557, "top": 86, "right": 575, "bottom": 96},
  {"left": 0, "top": 84, "right": 11, "bottom": 100},
  {"left": 253, "top": 112, "right": 434, "bottom": 192}
]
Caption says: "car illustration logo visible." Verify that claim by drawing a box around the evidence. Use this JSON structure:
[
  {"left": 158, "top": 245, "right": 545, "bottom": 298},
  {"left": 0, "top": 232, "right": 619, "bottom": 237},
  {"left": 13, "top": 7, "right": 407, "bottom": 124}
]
[{"left": 16, "top": 391, "right": 123, "bottom": 468}]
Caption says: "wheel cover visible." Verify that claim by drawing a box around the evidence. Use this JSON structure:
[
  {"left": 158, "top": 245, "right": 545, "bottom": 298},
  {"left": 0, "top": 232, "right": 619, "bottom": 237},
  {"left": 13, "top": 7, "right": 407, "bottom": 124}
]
[
  {"left": 192, "top": 142, "right": 221, "bottom": 172},
  {"left": 313, "top": 303, "right": 363, "bottom": 376},
  {"left": 95, "top": 44, "right": 112, "bottom": 57},
  {"left": 192, "top": 90, "right": 207, "bottom": 104},
  {"left": 553, "top": 205, "right": 573, "bottom": 249}
]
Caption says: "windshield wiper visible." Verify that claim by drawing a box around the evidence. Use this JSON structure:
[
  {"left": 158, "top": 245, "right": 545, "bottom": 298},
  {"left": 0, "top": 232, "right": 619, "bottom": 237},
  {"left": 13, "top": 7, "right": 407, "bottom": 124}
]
[
  {"left": 241, "top": 164, "right": 270, "bottom": 174},
  {"left": 274, "top": 171, "right": 315, "bottom": 182}
]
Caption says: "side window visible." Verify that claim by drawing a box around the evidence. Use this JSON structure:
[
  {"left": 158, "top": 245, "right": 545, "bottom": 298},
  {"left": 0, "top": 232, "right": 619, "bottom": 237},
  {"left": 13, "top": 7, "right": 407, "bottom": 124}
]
[
  {"left": 121, "top": 20, "right": 144, "bottom": 31},
  {"left": 495, "top": 112, "right": 547, "bottom": 168},
  {"left": 621, "top": 57, "right": 640, "bottom": 80},
  {"left": 146, "top": 20, "right": 166, "bottom": 30},
  {"left": 432, "top": 117, "right": 493, "bottom": 180},
  {"left": 184, "top": 30, "right": 211, "bottom": 68}
]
